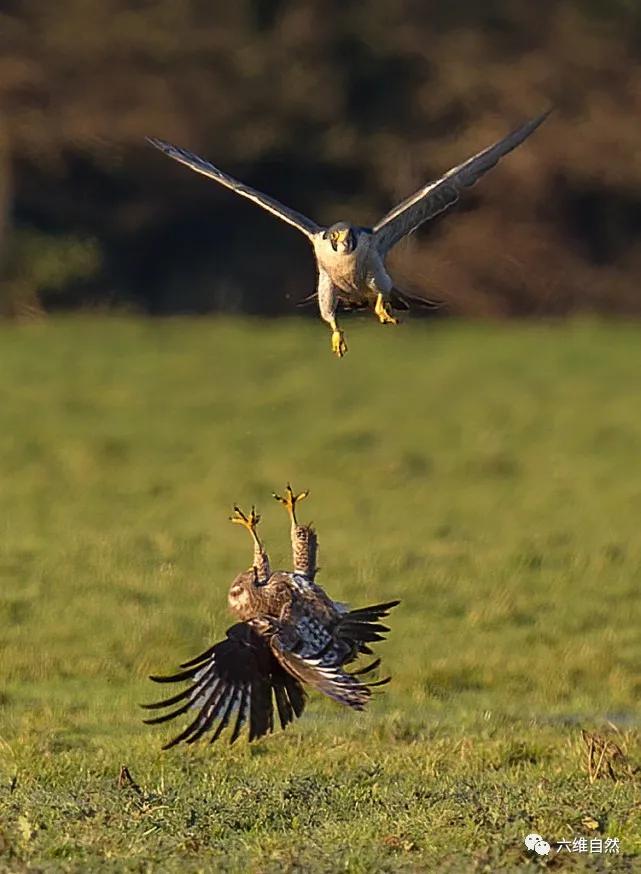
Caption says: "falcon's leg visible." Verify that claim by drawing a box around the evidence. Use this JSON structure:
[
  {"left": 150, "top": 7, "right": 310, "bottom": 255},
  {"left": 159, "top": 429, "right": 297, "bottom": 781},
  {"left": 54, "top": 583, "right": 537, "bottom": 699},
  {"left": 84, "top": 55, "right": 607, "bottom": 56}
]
[
  {"left": 374, "top": 292, "right": 398, "bottom": 326},
  {"left": 273, "top": 485, "right": 318, "bottom": 580},
  {"left": 230, "top": 505, "right": 270, "bottom": 582},
  {"left": 317, "top": 269, "right": 347, "bottom": 358},
  {"left": 329, "top": 317, "right": 348, "bottom": 358},
  {"left": 366, "top": 267, "right": 398, "bottom": 326}
]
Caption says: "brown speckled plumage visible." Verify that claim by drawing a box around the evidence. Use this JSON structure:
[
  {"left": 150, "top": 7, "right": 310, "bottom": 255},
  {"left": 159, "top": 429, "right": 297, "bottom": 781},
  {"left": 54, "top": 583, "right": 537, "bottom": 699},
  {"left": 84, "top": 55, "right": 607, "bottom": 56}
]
[{"left": 144, "top": 486, "right": 399, "bottom": 748}]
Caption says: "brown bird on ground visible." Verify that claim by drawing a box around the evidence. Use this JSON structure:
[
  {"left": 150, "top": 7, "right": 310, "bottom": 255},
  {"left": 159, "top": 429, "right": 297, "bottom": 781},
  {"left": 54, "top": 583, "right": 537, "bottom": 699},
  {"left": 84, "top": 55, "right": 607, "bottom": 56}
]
[{"left": 143, "top": 486, "right": 399, "bottom": 748}]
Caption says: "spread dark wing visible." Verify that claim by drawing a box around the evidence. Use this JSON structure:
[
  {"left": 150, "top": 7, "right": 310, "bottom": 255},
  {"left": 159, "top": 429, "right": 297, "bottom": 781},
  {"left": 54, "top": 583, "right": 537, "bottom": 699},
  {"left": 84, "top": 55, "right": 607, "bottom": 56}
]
[
  {"left": 147, "top": 137, "right": 321, "bottom": 239},
  {"left": 142, "top": 620, "right": 305, "bottom": 749},
  {"left": 372, "top": 110, "right": 551, "bottom": 254},
  {"left": 337, "top": 600, "right": 401, "bottom": 658}
]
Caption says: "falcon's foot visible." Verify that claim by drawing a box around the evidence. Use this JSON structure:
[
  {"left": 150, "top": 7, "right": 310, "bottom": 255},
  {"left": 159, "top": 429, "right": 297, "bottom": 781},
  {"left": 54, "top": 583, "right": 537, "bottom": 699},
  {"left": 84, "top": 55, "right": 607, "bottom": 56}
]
[
  {"left": 230, "top": 505, "right": 260, "bottom": 535},
  {"left": 331, "top": 329, "right": 348, "bottom": 358},
  {"left": 273, "top": 484, "right": 309, "bottom": 523},
  {"left": 374, "top": 293, "right": 398, "bottom": 325}
]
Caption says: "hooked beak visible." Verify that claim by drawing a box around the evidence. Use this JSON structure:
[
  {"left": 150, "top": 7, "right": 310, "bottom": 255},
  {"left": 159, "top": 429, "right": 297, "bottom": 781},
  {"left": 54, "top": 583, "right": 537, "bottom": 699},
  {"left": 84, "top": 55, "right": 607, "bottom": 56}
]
[{"left": 330, "top": 228, "right": 352, "bottom": 252}]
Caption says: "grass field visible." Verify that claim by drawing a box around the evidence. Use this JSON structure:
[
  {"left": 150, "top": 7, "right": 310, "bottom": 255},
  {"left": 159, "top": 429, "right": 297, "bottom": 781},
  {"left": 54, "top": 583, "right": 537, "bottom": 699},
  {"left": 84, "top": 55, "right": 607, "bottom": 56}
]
[{"left": 1, "top": 315, "right": 641, "bottom": 872}]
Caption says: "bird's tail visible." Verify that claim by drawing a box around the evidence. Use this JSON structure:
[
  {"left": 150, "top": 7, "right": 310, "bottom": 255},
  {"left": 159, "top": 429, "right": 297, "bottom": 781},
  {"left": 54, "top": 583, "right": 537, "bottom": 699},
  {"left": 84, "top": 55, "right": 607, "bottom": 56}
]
[
  {"left": 390, "top": 288, "right": 442, "bottom": 311},
  {"left": 296, "top": 291, "right": 318, "bottom": 308},
  {"left": 296, "top": 288, "right": 443, "bottom": 311}
]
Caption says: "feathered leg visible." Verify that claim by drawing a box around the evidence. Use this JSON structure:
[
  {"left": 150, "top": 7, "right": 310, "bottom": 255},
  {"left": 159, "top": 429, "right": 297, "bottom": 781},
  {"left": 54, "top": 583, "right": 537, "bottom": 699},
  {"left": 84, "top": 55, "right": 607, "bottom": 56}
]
[
  {"left": 367, "top": 265, "right": 399, "bottom": 325},
  {"left": 273, "top": 484, "right": 317, "bottom": 580},
  {"left": 317, "top": 269, "right": 347, "bottom": 358}
]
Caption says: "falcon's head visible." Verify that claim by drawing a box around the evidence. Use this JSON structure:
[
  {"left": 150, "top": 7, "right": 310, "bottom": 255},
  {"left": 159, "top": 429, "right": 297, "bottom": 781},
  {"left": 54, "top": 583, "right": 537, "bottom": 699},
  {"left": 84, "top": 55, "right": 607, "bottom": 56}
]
[{"left": 325, "top": 222, "right": 357, "bottom": 254}]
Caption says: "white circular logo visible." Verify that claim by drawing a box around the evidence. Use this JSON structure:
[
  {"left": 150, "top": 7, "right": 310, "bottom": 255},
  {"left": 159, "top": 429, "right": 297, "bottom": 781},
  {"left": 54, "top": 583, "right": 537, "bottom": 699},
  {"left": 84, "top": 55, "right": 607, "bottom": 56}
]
[
  {"left": 524, "top": 834, "right": 543, "bottom": 851},
  {"left": 534, "top": 839, "right": 551, "bottom": 856}
]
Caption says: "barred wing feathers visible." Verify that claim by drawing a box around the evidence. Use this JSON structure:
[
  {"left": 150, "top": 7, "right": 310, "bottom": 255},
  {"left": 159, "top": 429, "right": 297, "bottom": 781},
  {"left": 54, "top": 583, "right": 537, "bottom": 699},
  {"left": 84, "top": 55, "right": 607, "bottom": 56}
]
[
  {"left": 271, "top": 641, "right": 389, "bottom": 711},
  {"left": 142, "top": 620, "right": 305, "bottom": 749}
]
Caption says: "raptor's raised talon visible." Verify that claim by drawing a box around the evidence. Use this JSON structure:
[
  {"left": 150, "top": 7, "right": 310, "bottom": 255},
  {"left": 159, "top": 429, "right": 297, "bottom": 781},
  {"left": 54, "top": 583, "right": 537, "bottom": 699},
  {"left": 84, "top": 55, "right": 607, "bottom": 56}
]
[
  {"left": 273, "top": 484, "right": 309, "bottom": 523},
  {"left": 230, "top": 505, "right": 260, "bottom": 532}
]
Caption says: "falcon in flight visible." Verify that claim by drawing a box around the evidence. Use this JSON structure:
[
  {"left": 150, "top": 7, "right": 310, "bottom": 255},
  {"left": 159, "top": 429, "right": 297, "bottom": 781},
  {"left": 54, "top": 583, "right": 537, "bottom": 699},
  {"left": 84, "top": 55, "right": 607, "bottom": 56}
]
[
  {"left": 143, "top": 486, "right": 399, "bottom": 748},
  {"left": 147, "top": 110, "right": 549, "bottom": 357}
]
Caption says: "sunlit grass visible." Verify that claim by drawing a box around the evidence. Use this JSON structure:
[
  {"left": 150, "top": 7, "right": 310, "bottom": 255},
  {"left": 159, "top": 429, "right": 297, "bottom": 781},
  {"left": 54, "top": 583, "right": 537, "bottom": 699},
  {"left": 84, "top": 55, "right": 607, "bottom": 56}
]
[{"left": 1, "top": 315, "right": 641, "bottom": 870}]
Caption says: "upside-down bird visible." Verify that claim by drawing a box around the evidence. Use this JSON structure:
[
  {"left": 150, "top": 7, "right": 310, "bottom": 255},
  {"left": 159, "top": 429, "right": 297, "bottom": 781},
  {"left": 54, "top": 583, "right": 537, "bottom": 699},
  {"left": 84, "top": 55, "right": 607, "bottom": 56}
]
[
  {"left": 143, "top": 486, "right": 400, "bottom": 748},
  {"left": 148, "top": 110, "right": 549, "bottom": 357}
]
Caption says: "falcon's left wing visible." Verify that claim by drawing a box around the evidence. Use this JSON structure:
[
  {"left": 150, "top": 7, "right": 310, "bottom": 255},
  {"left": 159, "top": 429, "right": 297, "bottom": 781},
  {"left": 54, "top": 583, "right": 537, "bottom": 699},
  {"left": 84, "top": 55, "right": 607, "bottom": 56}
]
[
  {"left": 372, "top": 110, "right": 550, "bottom": 255},
  {"left": 142, "top": 620, "right": 305, "bottom": 748},
  {"left": 147, "top": 138, "right": 321, "bottom": 239}
]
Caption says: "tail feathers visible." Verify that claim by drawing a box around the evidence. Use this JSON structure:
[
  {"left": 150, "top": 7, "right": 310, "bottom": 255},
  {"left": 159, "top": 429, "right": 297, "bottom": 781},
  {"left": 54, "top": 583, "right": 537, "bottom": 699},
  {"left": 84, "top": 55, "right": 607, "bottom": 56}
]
[
  {"left": 296, "top": 291, "right": 317, "bottom": 308},
  {"left": 296, "top": 289, "right": 442, "bottom": 310},
  {"left": 391, "top": 289, "right": 443, "bottom": 310}
]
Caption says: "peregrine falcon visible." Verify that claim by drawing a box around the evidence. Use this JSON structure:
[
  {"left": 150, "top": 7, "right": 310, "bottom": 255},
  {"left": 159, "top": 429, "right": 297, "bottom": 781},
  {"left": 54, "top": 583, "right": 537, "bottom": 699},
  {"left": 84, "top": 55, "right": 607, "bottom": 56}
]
[
  {"left": 147, "top": 110, "right": 549, "bottom": 357},
  {"left": 143, "top": 486, "right": 399, "bottom": 748}
]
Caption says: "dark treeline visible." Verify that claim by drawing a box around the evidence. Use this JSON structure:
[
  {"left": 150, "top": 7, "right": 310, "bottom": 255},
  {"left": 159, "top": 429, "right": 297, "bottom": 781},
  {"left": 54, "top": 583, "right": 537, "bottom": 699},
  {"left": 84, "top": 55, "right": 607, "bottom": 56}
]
[{"left": 1, "top": 0, "right": 640, "bottom": 318}]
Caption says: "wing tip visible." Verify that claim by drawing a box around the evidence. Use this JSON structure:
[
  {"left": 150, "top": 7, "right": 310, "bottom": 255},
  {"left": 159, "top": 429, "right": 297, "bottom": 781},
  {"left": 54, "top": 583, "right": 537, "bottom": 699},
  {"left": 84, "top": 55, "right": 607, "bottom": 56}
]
[{"left": 526, "top": 106, "right": 554, "bottom": 134}]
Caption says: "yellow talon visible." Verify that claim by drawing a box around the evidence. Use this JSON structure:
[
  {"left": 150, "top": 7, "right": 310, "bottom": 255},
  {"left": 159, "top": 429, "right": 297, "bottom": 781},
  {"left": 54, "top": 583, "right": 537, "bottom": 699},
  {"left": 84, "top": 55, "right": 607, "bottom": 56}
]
[
  {"left": 273, "top": 484, "right": 309, "bottom": 523},
  {"left": 230, "top": 505, "right": 260, "bottom": 533},
  {"left": 374, "top": 293, "right": 398, "bottom": 325},
  {"left": 331, "top": 329, "right": 347, "bottom": 358}
]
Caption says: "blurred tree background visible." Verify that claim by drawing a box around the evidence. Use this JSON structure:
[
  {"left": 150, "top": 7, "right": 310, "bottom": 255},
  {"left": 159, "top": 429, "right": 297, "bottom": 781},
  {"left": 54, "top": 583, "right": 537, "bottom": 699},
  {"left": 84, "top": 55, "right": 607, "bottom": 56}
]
[{"left": 1, "top": 0, "right": 640, "bottom": 318}]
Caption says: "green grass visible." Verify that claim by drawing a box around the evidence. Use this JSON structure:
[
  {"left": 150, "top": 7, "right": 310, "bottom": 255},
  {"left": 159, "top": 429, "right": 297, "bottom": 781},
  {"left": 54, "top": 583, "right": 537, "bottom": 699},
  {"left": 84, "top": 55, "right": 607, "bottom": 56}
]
[{"left": 1, "top": 315, "right": 641, "bottom": 872}]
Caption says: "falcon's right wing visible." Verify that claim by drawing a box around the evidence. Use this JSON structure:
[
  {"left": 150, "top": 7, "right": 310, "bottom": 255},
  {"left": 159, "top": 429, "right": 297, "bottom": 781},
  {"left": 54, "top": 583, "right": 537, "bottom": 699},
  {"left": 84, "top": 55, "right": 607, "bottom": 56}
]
[
  {"left": 142, "top": 620, "right": 305, "bottom": 748},
  {"left": 147, "top": 137, "right": 321, "bottom": 239},
  {"left": 372, "top": 110, "right": 551, "bottom": 254}
]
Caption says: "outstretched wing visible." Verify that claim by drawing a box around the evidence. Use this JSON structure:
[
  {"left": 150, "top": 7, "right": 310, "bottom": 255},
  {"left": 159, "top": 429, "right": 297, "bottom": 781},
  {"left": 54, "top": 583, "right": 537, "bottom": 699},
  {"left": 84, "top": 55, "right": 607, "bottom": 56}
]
[
  {"left": 372, "top": 110, "right": 551, "bottom": 254},
  {"left": 142, "top": 620, "right": 305, "bottom": 749},
  {"left": 335, "top": 599, "right": 401, "bottom": 659},
  {"left": 147, "top": 137, "right": 321, "bottom": 239},
  {"left": 271, "top": 642, "right": 387, "bottom": 710}
]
